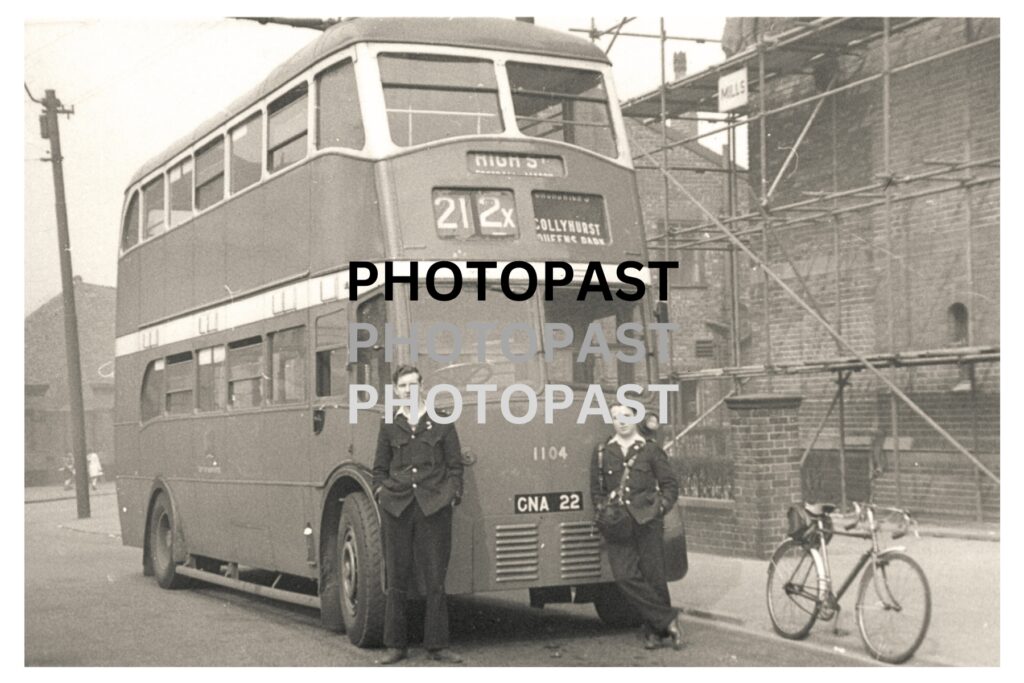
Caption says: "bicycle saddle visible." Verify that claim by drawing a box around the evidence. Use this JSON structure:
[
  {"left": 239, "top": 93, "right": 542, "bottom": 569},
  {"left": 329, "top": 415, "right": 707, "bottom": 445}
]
[{"left": 803, "top": 502, "right": 836, "bottom": 516}]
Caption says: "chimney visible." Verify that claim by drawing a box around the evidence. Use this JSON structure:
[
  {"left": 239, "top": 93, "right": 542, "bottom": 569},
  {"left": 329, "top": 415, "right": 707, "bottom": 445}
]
[{"left": 673, "top": 51, "right": 688, "bottom": 80}]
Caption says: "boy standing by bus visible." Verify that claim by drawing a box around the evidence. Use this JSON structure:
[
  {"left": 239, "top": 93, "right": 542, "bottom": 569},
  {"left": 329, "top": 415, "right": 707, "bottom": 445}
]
[{"left": 372, "top": 365, "right": 464, "bottom": 665}]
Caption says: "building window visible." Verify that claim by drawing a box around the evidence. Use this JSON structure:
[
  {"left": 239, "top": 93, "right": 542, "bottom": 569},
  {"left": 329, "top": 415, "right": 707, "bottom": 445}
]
[
  {"left": 197, "top": 345, "right": 226, "bottom": 412},
  {"left": 317, "top": 60, "right": 364, "bottom": 150},
  {"left": 195, "top": 137, "right": 225, "bottom": 210},
  {"left": 140, "top": 359, "right": 165, "bottom": 422},
  {"left": 227, "top": 336, "right": 263, "bottom": 409},
  {"left": 268, "top": 84, "right": 308, "bottom": 173},
  {"left": 164, "top": 351, "right": 194, "bottom": 415},
  {"left": 270, "top": 326, "right": 306, "bottom": 403},
  {"left": 121, "top": 191, "right": 140, "bottom": 251},
  {"left": 230, "top": 112, "right": 263, "bottom": 193},
  {"left": 948, "top": 303, "right": 969, "bottom": 346},
  {"left": 316, "top": 310, "right": 347, "bottom": 398},
  {"left": 168, "top": 158, "right": 194, "bottom": 228},
  {"left": 142, "top": 176, "right": 165, "bottom": 239}
]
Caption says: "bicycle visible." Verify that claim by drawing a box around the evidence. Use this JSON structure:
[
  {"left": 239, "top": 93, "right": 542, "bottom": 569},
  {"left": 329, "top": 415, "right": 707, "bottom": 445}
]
[{"left": 766, "top": 501, "right": 932, "bottom": 664}]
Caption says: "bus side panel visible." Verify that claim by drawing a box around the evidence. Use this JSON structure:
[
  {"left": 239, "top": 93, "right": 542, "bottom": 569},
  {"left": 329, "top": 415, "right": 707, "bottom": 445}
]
[
  {"left": 260, "top": 164, "right": 312, "bottom": 284},
  {"left": 136, "top": 225, "right": 192, "bottom": 327},
  {"left": 310, "top": 155, "right": 385, "bottom": 271},
  {"left": 115, "top": 248, "right": 141, "bottom": 337},
  {"left": 116, "top": 475, "right": 149, "bottom": 549},
  {"left": 222, "top": 186, "right": 268, "bottom": 304},
  {"left": 261, "top": 404, "right": 317, "bottom": 578},
  {"left": 192, "top": 212, "right": 227, "bottom": 320}
]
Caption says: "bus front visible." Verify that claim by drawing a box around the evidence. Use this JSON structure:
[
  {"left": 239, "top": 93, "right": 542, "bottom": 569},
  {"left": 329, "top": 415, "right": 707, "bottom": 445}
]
[{"left": 350, "top": 38, "right": 675, "bottom": 619}]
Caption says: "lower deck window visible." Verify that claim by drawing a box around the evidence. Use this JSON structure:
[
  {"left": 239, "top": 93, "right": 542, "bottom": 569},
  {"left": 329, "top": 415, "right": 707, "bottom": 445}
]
[{"left": 227, "top": 337, "right": 263, "bottom": 408}]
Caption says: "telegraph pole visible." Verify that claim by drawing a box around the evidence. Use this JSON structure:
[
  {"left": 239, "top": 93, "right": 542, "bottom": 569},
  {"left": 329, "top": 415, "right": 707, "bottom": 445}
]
[{"left": 35, "top": 87, "right": 90, "bottom": 518}]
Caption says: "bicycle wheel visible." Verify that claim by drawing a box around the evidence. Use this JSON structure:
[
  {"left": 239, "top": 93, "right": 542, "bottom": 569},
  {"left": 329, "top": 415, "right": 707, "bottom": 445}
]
[
  {"left": 855, "top": 552, "right": 931, "bottom": 664},
  {"left": 766, "top": 538, "right": 822, "bottom": 639}
]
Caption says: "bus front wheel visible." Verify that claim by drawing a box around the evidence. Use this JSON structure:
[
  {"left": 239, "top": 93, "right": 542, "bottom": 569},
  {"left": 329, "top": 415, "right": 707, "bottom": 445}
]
[
  {"left": 148, "top": 491, "right": 188, "bottom": 589},
  {"left": 338, "top": 492, "right": 386, "bottom": 647}
]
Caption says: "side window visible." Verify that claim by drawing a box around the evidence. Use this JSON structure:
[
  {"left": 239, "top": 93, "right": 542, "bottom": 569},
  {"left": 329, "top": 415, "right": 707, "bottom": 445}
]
[
  {"left": 140, "top": 359, "right": 165, "bottom": 422},
  {"left": 195, "top": 137, "right": 225, "bottom": 211},
  {"left": 270, "top": 326, "right": 306, "bottom": 403},
  {"left": 142, "top": 176, "right": 165, "bottom": 239},
  {"left": 356, "top": 296, "right": 389, "bottom": 394},
  {"left": 268, "top": 84, "right": 308, "bottom": 173},
  {"left": 120, "top": 191, "right": 140, "bottom": 252},
  {"left": 315, "top": 309, "right": 347, "bottom": 397},
  {"left": 169, "top": 158, "right": 194, "bottom": 228},
  {"left": 227, "top": 337, "right": 263, "bottom": 409},
  {"left": 317, "top": 60, "right": 364, "bottom": 150},
  {"left": 230, "top": 112, "right": 263, "bottom": 193},
  {"left": 164, "top": 351, "right": 194, "bottom": 415},
  {"left": 197, "top": 345, "right": 226, "bottom": 412}
]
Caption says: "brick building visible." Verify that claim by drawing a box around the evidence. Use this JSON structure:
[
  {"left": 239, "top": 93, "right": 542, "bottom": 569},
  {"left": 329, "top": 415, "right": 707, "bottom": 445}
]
[
  {"left": 625, "top": 18, "right": 999, "bottom": 522},
  {"left": 24, "top": 278, "right": 116, "bottom": 485}
]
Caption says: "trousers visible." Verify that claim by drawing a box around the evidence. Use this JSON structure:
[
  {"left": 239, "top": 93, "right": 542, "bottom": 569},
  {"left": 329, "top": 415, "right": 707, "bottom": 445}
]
[
  {"left": 381, "top": 502, "right": 453, "bottom": 649},
  {"left": 606, "top": 515, "right": 676, "bottom": 633}
]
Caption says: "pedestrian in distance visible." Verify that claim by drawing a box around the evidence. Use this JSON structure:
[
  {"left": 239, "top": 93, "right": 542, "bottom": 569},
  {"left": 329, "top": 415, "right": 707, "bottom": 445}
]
[
  {"left": 591, "top": 403, "right": 684, "bottom": 650},
  {"left": 61, "top": 452, "right": 74, "bottom": 490},
  {"left": 86, "top": 451, "right": 103, "bottom": 491},
  {"left": 372, "top": 365, "right": 465, "bottom": 665}
]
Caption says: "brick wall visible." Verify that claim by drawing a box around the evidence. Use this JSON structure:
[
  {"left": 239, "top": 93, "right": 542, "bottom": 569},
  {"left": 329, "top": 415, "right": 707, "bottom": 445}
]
[{"left": 641, "top": 20, "right": 1000, "bottom": 524}]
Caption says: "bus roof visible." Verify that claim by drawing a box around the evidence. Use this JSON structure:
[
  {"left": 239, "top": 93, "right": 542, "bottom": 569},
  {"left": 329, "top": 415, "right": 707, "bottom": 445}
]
[{"left": 128, "top": 18, "right": 609, "bottom": 188}]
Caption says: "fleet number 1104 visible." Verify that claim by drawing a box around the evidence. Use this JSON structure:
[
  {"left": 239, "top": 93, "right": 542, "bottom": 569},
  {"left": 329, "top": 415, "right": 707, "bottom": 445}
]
[{"left": 533, "top": 446, "right": 568, "bottom": 461}]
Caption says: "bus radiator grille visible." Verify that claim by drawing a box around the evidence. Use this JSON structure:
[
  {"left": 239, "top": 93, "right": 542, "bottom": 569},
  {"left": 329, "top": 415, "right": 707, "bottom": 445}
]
[
  {"left": 559, "top": 521, "right": 602, "bottom": 580},
  {"left": 494, "top": 523, "right": 539, "bottom": 583}
]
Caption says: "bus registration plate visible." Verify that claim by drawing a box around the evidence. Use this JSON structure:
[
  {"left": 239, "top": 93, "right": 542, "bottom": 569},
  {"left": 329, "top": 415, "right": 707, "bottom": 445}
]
[{"left": 514, "top": 491, "right": 583, "bottom": 514}]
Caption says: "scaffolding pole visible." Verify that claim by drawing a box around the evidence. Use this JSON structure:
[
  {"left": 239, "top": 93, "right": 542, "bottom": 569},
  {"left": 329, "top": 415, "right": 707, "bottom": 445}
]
[{"left": 629, "top": 135, "right": 1000, "bottom": 486}]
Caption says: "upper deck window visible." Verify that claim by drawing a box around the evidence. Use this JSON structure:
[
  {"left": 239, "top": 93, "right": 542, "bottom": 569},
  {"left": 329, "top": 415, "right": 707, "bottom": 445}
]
[
  {"left": 195, "top": 137, "right": 224, "bottom": 211},
  {"left": 230, "top": 113, "right": 263, "bottom": 193},
  {"left": 120, "top": 191, "right": 140, "bottom": 252},
  {"left": 379, "top": 54, "right": 502, "bottom": 146},
  {"left": 317, "top": 60, "right": 364, "bottom": 150},
  {"left": 142, "top": 176, "right": 165, "bottom": 239},
  {"left": 169, "top": 159, "right": 193, "bottom": 228},
  {"left": 268, "top": 84, "right": 308, "bottom": 173},
  {"left": 507, "top": 62, "right": 617, "bottom": 158}
]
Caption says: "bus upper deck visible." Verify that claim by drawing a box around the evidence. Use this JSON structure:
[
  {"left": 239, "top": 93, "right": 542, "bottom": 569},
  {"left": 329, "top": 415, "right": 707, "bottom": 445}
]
[{"left": 115, "top": 18, "right": 644, "bottom": 339}]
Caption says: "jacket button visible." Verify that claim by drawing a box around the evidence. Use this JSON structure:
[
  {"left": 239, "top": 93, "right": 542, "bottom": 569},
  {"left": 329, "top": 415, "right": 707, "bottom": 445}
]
[
  {"left": 625, "top": 487, "right": 631, "bottom": 492},
  {"left": 625, "top": 500, "right": 631, "bottom": 505},
  {"left": 411, "top": 435, "right": 416, "bottom": 440},
  {"left": 607, "top": 470, "right": 613, "bottom": 475},
  {"left": 412, "top": 483, "right": 418, "bottom": 489},
  {"left": 412, "top": 467, "right": 418, "bottom": 473}
]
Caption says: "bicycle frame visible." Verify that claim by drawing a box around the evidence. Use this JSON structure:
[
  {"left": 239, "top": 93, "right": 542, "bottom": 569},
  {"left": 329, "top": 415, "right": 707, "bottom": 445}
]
[{"left": 808, "top": 505, "right": 907, "bottom": 607}]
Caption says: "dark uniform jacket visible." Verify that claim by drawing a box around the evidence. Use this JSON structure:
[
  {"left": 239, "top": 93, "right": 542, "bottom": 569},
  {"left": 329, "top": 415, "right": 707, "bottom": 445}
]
[
  {"left": 372, "top": 410, "right": 464, "bottom": 518},
  {"left": 590, "top": 436, "right": 679, "bottom": 525}
]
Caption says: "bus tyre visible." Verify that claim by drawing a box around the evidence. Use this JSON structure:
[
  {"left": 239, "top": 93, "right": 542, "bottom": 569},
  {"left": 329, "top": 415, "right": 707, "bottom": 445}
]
[
  {"left": 149, "top": 491, "right": 188, "bottom": 589},
  {"left": 338, "top": 492, "right": 386, "bottom": 647},
  {"left": 593, "top": 583, "right": 643, "bottom": 627}
]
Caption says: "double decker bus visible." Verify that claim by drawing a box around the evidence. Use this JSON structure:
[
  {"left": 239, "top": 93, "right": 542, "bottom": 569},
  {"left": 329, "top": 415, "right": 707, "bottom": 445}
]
[{"left": 114, "top": 17, "right": 682, "bottom": 646}]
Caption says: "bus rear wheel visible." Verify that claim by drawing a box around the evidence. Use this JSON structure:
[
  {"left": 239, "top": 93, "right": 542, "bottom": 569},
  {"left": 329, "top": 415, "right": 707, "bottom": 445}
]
[
  {"left": 593, "top": 583, "right": 643, "bottom": 627},
  {"left": 338, "top": 492, "right": 386, "bottom": 647},
  {"left": 149, "top": 491, "right": 188, "bottom": 589}
]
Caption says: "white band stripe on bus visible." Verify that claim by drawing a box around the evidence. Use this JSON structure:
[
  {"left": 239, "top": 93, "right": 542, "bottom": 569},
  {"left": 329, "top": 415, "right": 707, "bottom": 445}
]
[{"left": 114, "top": 261, "right": 652, "bottom": 358}]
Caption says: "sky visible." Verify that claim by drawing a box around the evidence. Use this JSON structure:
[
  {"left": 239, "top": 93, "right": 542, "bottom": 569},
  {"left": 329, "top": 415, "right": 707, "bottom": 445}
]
[{"left": 22, "top": 16, "right": 730, "bottom": 315}]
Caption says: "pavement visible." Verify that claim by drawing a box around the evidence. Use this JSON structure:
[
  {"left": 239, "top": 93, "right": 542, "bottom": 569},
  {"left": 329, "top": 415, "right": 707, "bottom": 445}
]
[{"left": 27, "top": 483, "right": 1000, "bottom": 666}]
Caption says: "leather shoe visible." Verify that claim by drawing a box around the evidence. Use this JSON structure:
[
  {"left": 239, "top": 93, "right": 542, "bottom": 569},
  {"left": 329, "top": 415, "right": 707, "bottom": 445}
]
[
  {"left": 375, "top": 648, "right": 408, "bottom": 665},
  {"left": 426, "top": 648, "right": 463, "bottom": 663},
  {"left": 666, "top": 617, "right": 684, "bottom": 650}
]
